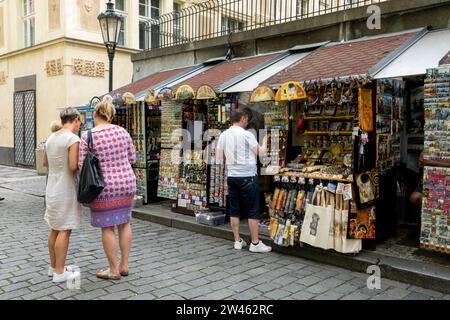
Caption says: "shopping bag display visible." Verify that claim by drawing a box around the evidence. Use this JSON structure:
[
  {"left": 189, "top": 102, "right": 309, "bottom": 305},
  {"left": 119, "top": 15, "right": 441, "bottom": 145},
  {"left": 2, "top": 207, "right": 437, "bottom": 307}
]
[
  {"left": 334, "top": 195, "right": 362, "bottom": 253},
  {"left": 300, "top": 186, "right": 334, "bottom": 250}
]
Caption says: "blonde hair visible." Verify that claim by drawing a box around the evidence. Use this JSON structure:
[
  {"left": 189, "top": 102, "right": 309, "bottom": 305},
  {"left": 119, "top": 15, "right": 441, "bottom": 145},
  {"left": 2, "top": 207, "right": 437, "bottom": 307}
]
[
  {"left": 50, "top": 121, "right": 63, "bottom": 132},
  {"left": 60, "top": 107, "right": 81, "bottom": 125},
  {"left": 94, "top": 101, "right": 116, "bottom": 122}
]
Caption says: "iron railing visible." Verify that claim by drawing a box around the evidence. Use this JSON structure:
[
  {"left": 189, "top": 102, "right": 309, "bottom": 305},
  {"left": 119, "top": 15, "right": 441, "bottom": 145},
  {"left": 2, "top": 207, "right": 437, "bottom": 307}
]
[{"left": 144, "top": 0, "right": 389, "bottom": 50}]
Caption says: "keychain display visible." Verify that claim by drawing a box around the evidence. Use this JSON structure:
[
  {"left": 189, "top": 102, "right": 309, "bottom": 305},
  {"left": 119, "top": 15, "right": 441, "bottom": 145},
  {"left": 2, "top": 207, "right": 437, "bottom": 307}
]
[
  {"left": 161, "top": 101, "right": 182, "bottom": 148},
  {"left": 157, "top": 149, "right": 180, "bottom": 200}
]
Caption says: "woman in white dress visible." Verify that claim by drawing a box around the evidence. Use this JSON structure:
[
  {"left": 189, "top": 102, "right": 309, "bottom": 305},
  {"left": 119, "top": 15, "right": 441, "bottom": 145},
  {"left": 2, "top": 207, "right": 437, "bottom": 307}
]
[{"left": 44, "top": 107, "right": 83, "bottom": 283}]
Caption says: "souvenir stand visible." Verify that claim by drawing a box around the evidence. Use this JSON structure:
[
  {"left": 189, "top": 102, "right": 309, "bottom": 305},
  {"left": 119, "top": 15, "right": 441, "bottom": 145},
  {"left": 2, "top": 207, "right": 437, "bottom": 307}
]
[
  {"left": 420, "top": 65, "right": 450, "bottom": 254},
  {"left": 169, "top": 84, "right": 236, "bottom": 216},
  {"left": 262, "top": 77, "right": 381, "bottom": 254},
  {"left": 112, "top": 92, "right": 162, "bottom": 204}
]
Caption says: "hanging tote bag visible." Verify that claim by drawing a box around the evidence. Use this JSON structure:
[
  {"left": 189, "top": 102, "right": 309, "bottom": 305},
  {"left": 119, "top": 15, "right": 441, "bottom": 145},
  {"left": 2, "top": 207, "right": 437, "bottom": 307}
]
[
  {"left": 77, "top": 130, "right": 105, "bottom": 204},
  {"left": 334, "top": 195, "right": 362, "bottom": 254},
  {"left": 300, "top": 186, "right": 334, "bottom": 250}
]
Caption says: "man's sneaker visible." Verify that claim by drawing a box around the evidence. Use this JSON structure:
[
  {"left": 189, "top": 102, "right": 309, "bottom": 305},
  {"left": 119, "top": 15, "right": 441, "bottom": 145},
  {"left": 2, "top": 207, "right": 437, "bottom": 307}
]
[
  {"left": 249, "top": 241, "right": 272, "bottom": 253},
  {"left": 53, "top": 270, "right": 76, "bottom": 283},
  {"left": 234, "top": 239, "right": 247, "bottom": 250}
]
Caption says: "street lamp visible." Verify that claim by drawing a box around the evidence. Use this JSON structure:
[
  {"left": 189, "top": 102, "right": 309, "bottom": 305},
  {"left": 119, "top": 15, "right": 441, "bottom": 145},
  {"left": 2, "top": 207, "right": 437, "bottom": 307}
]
[{"left": 98, "top": 1, "right": 122, "bottom": 93}]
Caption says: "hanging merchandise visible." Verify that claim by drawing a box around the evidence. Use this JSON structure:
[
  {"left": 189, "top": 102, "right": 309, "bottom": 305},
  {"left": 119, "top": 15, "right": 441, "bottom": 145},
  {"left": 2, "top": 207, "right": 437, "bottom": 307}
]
[
  {"left": 250, "top": 86, "right": 276, "bottom": 102},
  {"left": 196, "top": 85, "right": 217, "bottom": 100},
  {"left": 156, "top": 87, "right": 175, "bottom": 100},
  {"left": 275, "top": 81, "right": 307, "bottom": 101},
  {"left": 348, "top": 201, "right": 376, "bottom": 240},
  {"left": 160, "top": 101, "right": 182, "bottom": 149},
  {"left": 123, "top": 92, "right": 136, "bottom": 105},
  {"left": 354, "top": 170, "right": 379, "bottom": 206},
  {"left": 176, "top": 85, "right": 196, "bottom": 101},
  {"left": 358, "top": 88, "right": 374, "bottom": 132},
  {"left": 157, "top": 149, "right": 180, "bottom": 200},
  {"left": 300, "top": 186, "right": 335, "bottom": 250},
  {"left": 333, "top": 194, "right": 362, "bottom": 254},
  {"left": 419, "top": 66, "right": 450, "bottom": 254}
]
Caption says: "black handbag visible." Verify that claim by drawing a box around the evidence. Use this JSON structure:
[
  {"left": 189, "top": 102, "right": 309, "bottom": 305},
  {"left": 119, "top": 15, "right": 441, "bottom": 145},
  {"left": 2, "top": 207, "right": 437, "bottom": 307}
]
[{"left": 77, "top": 130, "right": 104, "bottom": 204}]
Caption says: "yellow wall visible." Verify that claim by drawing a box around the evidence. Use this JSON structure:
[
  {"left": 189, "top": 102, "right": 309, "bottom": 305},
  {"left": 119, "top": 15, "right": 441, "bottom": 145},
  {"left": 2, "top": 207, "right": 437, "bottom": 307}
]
[{"left": 0, "top": 40, "right": 134, "bottom": 151}]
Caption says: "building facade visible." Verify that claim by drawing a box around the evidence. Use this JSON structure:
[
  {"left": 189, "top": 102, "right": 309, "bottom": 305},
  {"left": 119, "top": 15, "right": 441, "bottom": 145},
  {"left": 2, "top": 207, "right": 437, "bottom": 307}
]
[{"left": 0, "top": 0, "right": 195, "bottom": 167}]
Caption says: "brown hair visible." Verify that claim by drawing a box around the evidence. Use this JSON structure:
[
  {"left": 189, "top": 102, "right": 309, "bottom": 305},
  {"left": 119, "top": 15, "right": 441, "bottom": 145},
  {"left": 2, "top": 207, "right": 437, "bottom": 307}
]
[
  {"left": 60, "top": 107, "right": 81, "bottom": 125},
  {"left": 231, "top": 109, "right": 248, "bottom": 123},
  {"left": 94, "top": 101, "right": 116, "bottom": 122},
  {"left": 50, "top": 121, "right": 63, "bottom": 132}
]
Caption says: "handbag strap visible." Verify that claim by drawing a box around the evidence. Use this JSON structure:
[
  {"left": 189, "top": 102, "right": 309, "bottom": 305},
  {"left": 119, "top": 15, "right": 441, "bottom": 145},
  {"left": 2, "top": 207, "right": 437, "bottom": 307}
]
[{"left": 87, "top": 130, "right": 93, "bottom": 151}]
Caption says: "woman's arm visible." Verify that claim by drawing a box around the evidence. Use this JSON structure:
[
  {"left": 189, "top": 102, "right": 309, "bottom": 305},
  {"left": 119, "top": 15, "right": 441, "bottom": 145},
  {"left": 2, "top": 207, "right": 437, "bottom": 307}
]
[
  {"left": 43, "top": 152, "right": 48, "bottom": 167},
  {"left": 68, "top": 142, "right": 80, "bottom": 172}
]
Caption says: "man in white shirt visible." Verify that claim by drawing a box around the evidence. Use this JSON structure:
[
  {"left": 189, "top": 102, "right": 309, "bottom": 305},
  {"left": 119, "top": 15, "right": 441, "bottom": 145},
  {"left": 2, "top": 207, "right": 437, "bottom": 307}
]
[{"left": 216, "top": 109, "right": 272, "bottom": 253}]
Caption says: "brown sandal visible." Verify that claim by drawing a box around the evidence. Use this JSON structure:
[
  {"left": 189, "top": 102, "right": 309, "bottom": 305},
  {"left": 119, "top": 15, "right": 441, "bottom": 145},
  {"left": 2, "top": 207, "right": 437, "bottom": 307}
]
[{"left": 96, "top": 268, "right": 121, "bottom": 280}]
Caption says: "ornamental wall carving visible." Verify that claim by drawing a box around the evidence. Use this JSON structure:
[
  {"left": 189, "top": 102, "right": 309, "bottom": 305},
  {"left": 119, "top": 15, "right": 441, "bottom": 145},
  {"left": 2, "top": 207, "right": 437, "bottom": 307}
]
[{"left": 72, "top": 58, "right": 105, "bottom": 77}]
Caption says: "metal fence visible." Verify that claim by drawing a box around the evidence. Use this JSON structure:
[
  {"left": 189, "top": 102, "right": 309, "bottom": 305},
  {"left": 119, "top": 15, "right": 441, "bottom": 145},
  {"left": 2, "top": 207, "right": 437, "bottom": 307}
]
[{"left": 145, "top": 0, "right": 389, "bottom": 49}]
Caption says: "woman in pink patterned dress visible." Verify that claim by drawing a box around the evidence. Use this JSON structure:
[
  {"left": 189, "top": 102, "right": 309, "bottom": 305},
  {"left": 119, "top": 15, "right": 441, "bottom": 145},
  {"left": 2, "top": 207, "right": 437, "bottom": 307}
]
[{"left": 79, "top": 101, "right": 136, "bottom": 280}]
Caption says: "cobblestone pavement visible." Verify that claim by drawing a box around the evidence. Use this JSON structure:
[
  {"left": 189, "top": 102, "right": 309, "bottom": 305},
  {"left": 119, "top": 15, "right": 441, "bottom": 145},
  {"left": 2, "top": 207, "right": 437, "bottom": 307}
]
[{"left": 0, "top": 166, "right": 449, "bottom": 300}]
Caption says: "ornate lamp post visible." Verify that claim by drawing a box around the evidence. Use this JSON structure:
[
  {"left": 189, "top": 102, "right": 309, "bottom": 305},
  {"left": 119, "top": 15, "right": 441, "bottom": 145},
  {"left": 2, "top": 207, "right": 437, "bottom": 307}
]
[{"left": 98, "top": 1, "right": 122, "bottom": 92}]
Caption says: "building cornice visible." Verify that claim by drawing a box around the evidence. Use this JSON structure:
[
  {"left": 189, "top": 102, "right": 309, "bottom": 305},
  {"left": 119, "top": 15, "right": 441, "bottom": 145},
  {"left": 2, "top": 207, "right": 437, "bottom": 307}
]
[{"left": 0, "top": 37, "right": 140, "bottom": 60}]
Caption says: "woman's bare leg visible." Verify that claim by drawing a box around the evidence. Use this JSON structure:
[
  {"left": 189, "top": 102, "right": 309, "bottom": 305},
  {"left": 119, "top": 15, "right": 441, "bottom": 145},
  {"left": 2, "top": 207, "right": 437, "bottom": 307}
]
[
  {"left": 117, "top": 223, "right": 132, "bottom": 274},
  {"left": 101, "top": 227, "right": 120, "bottom": 276},
  {"left": 54, "top": 230, "right": 72, "bottom": 274},
  {"left": 48, "top": 229, "right": 59, "bottom": 269}
]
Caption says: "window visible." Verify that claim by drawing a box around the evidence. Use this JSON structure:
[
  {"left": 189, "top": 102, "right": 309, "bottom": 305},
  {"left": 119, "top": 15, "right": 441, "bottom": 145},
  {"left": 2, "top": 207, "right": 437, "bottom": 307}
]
[
  {"left": 221, "top": 17, "right": 244, "bottom": 35},
  {"left": 139, "top": 0, "right": 160, "bottom": 18},
  {"left": 139, "top": 0, "right": 160, "bottom": 49},
  {"left": 115, "top": 0, "right": 127, "bottom": 46},
  {"left": 23, "top": 0, "right": 35, "bottom": 47}
]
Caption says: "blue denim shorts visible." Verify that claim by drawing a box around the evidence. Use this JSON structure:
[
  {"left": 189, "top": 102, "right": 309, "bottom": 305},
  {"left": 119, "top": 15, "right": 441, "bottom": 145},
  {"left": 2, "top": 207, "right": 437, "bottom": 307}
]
[{"left": 227, "top": 176, "right": 260, "bottom": 219}]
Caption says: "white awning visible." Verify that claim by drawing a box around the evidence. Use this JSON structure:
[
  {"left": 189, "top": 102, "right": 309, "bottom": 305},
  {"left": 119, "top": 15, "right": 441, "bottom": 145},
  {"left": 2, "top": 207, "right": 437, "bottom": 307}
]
[
  {"left": 373, "top": 28, "right": 450, "bottom": 79},
  {"left": 136, "top": 65, "right": 215, "bottom": 101},
  {"left": 222, "top": 52, "right": 311, "bottom": 93}
]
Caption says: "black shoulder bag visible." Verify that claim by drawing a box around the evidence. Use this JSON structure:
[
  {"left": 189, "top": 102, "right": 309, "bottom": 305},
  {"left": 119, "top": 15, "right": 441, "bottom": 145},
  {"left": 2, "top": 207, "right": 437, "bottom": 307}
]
[{"left": 77, "top": 130, "right": 105, "bottom": 204}]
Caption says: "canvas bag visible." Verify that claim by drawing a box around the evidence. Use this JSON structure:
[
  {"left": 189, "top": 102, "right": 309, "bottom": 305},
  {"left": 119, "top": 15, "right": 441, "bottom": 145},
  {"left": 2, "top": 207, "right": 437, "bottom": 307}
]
[
  {"left": 333, "top": 195, "right": 362, "bottom": 254},
  {"left": 300, "top": 186, "right": 334, "bottom": 250}
]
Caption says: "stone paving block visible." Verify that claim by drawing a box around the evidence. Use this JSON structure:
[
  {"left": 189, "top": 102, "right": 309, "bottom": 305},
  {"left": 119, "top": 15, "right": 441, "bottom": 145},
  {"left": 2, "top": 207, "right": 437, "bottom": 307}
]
[
  {"left": 2, "top": 281, "right": 30, "bottom": 292},
  {"left": 132, "top": 284, "right": 157, "bottom": 295},
  {"left": 305, "top": 284, "right": 329, "bottom": 294},
  {"left": 284, "top": 282, "right": 307, "bottom": 294},
  {"left": 297, "top": 275, "right": 322, "bottom": 287},
  {"left": 179, "top": 287, "right": 213, "bottom": 299},
  {"left": 157, "top": 294, "right": 185, "bottom": 300},
  {"left": 205, "top": 288, "right": 234, "bottom": 300},
  {"left": 0, "top": 287, "right": 32, "bottom": 300},
  {"left": 264, "top": 289, "right": 291, "bottom": 300},
  {"left": 21, "top": 286, "right": 62, "bottom": 300},
  {"left": 341, "top": 292, "right": 371, "bottom": 300},
  {"left": 379, "top": 278, "right": 410, "bottom": 290},
  {"left": 273, "top": 275, "right": 298, "bottom": 286},
  {"left": 289, "top": 291, "right": 316, "bottom": 300},
  {"left": 385, "top": 287, "right": 412, "bottom": 299},
  {"left": 128, "top": 293, "right": 157, "bottom": 300},
  {"left": 232, "top": 288, "right": 263, "bottom": 300},
  {"left": 313, "top": 291, "right": 345, "bottom": 300},
  {"left": 314, "top": 270, "right": 339, "bottom": 279},
  {"left": 443, "top": 295, "right": 450, "bottom": 300},
  {"left": 334, "top": 283, "right": 360, "bottom": 295},
  {"left": 254, "top": 282, "right": 282, "bottom": 293},
  {"left": 105, "top": 283, "right": 137, "bottom": 294},
  {"left": 188, "top": 278, "right": 210, "bottom": 288},
  {"left": 170, "top": 283, "right": 193, "bottom": 293},
  {"left": 223, "top": 273, "right": 252, "bottom": 283},
  {"left": 151, "top": 279, "right": 179, "bottom": 289},
  {"left": 318, "top": 277, "right": 346, "bottom": 289},
  {"left": 99, "top": 290, "right": 136, "bottom": 300},
  {"left": 403, "top": 292, "right": 433, "bottom": 300},
  {"left": 52, "top": 289, "right": 80, "bottom": 300},
  {"left": 408, "top": 285, "right": 444, "bottom": 299},
  {"left": 228, "top": 280, "right": 257, "bottom": 293}
]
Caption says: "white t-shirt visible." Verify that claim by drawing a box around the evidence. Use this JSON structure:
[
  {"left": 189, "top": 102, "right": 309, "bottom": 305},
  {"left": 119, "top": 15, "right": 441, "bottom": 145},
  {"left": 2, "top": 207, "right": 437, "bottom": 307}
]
[{"left": 216, "top": 125, "right": 259, "bottom": 177}]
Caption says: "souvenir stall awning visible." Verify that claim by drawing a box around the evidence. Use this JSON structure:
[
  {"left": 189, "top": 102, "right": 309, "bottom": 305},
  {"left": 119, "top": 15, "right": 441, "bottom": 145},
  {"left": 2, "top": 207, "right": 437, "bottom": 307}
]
[
  {"left": 372, "top": 28, "right": 450, "bottom": 79},
  {"left": 172, "top": 53, "right": 282, "bottom": 94},
  {"left": 137, "top": 64, "right": 216, "bottom": 101},
  {"left": 263, "top": 28, "right": 426, "bottom": 86},
  {"left": 104, "top": 65, "right": 199, "bottom": 100},
  {"left": 222, "top": 51, "right": 315, "bottom": 93}
]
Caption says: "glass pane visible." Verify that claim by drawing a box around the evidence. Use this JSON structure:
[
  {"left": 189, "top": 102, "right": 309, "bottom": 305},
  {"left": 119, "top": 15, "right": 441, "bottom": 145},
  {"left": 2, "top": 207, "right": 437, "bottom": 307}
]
[
  {"left": 24, "top": 20, "right": 28, "bottom": 46},
  {"left": 139, "top": 4, "right": 146, "bottom": 16},
  {"left": 99, "top": 18, "right": 108, "bottom": 42},
  {"left": 151, "top": 0, "right": 160, "bottom": 8},
  {"left": 115, "top": 0, "right": 125, "bottom": 11},
  {"left": 151, "top": 8, "right": 159, "bottom": 18},
  {"left": 139, "top": 22, "right": 146, "bottom": 50},
  {"left": 30, "top": 17, "right": 35, "bottom": 46}
]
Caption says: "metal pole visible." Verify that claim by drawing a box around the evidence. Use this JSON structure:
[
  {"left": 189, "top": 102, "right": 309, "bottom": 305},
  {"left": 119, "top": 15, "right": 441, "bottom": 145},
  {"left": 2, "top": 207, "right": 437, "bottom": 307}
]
[{"left": 108, "top": 48, "right": 115, "bottom": 92}]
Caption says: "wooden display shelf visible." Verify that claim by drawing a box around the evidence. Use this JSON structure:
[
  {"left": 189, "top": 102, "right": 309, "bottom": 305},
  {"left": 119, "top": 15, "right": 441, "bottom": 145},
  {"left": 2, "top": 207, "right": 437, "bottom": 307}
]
[
  {"left": 303, "top": 131, "right": 353, "bottom": 136},
  {"left": 303, "top": 116, "right": 354, "bottom": 121}
]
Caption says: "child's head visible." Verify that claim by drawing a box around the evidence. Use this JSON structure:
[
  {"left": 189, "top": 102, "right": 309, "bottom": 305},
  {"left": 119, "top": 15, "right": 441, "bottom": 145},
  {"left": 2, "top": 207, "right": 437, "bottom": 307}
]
[{"left": 50, "top": 120, "right": 62, "bottom": 133}]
